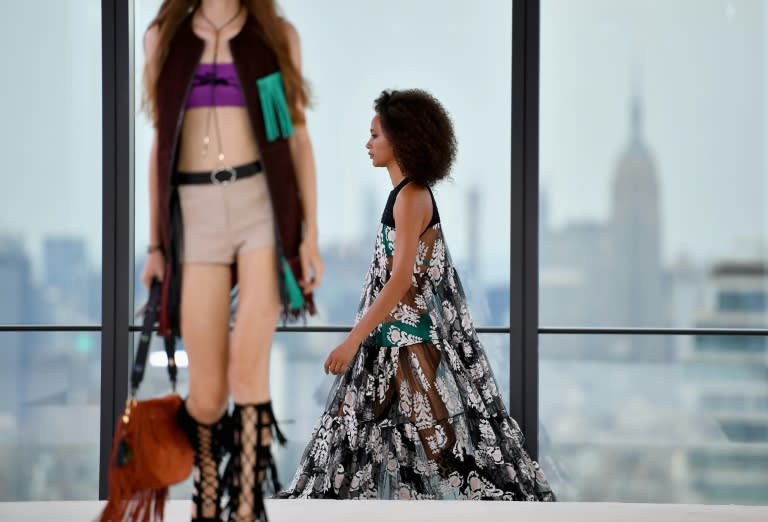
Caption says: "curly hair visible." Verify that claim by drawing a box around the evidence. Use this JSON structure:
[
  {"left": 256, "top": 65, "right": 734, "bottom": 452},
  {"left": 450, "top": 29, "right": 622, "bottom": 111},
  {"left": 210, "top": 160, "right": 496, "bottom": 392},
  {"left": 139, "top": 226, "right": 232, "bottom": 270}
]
[{"left": 374, "top": 89, "right": 457, "bottom": 187}]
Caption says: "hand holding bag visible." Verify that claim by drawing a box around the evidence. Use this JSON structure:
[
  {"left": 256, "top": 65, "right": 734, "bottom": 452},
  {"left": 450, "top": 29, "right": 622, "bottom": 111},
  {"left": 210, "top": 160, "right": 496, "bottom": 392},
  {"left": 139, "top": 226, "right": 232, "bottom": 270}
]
[{"left": 98, "top": 279, "right": 193, "bottom": 521}]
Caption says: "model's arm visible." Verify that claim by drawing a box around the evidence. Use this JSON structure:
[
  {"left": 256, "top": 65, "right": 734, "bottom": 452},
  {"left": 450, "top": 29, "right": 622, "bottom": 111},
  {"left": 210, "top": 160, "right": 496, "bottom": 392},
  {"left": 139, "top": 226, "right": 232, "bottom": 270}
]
[
  {"left": 283, "top": 20, "right": 323, "bottom": 293},
  {"left": 324, "top": 184, "right": 432, "bottom": 375},
  {"left": 147, "top": 132, "right": 162, "bottom": 248},
  {"left": 140, "top": 25, "right": 165, "bottom": 290}
]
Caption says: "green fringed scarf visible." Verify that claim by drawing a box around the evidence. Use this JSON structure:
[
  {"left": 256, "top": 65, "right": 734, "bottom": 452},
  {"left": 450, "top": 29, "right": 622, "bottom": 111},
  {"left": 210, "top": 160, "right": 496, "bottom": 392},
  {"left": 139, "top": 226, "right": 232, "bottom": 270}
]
[
  {"left": 257, "top": 71, "right": 294, "bottom": 142},
  {"left": 281, "top": 256, "right": 305, "bottom": 311}
]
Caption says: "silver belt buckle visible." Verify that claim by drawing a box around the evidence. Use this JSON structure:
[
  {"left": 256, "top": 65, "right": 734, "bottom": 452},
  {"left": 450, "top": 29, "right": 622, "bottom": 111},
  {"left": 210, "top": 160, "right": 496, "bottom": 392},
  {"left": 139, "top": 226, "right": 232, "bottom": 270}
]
[{"left": 211, "top": 166, "right": 237, "bottom": 185}]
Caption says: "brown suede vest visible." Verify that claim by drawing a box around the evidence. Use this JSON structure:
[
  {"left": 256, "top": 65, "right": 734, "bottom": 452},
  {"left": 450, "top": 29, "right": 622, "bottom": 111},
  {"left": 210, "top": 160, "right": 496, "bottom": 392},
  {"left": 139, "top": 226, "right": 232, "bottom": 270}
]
[{"left": 155, "top": 14, "right": 312, "bottom": 335}]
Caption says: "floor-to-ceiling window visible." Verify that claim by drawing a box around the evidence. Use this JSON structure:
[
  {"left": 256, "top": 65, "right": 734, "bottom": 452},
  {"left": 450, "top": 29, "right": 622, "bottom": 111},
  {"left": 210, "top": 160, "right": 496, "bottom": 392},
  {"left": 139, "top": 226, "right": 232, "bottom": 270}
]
[
  {"left": 3, "top": 0, "right": 765, "bottom": 506},
  {"left": 539, "top": 0, "right": 768, "bottom": 504},
  {"left": 0, "top": 1, "right": 103, "bottom": 500}
]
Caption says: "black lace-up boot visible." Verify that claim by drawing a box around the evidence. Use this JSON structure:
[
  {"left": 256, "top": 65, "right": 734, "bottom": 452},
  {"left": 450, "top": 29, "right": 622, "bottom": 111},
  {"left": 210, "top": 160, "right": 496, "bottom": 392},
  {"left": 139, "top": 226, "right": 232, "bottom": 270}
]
[
  {"left": 225, "top": 402, "right": 286, "bottom": 522},
  {"left": 177, "top": 400, "right": 229, "bottom": 521}
]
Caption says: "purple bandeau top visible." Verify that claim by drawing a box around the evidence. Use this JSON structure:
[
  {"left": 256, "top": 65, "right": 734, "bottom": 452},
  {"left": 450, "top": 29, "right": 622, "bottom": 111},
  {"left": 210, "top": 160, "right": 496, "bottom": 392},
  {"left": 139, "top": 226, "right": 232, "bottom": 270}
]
[{"left": 185, "top": 62, "right": 245, "bottom": 109}]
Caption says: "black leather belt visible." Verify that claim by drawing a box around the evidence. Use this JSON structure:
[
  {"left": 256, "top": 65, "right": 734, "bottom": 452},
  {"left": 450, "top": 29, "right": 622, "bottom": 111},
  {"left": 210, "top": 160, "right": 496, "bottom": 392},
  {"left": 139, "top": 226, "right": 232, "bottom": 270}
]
[{"left": 175, "top": 161, "right": 263, "bottom": 185}]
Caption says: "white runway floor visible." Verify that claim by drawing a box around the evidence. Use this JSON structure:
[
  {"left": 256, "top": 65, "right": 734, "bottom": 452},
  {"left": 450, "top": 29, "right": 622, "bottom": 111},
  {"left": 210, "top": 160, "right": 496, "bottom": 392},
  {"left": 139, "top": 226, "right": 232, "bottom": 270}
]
[{"left": 1, "top": 500, "right": 767, "bottom": 522}]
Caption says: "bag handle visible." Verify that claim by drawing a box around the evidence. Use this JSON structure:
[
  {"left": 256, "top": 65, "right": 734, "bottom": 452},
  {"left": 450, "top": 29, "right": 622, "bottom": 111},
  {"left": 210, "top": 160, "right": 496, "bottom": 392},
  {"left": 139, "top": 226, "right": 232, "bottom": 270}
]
[{"left": 130, "top": 278, "right": 178, "bottom": 396}]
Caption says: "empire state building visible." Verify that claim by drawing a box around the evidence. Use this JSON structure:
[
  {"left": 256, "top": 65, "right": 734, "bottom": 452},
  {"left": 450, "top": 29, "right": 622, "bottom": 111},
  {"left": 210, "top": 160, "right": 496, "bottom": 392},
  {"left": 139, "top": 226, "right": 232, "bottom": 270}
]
[{"left": 610, "top": 92, "right": 664, "bottom": 349}]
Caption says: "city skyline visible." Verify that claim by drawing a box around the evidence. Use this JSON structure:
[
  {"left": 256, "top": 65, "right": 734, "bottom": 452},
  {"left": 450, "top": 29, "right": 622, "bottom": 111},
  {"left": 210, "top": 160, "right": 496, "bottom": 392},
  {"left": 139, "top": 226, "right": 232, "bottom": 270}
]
[{"left": 3, "top": 86, "right": 766, "bottom": 329}]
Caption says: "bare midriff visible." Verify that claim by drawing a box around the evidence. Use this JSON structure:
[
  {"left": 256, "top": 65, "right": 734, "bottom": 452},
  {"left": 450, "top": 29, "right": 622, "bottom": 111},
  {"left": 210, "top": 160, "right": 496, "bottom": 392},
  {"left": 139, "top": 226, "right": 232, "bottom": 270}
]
[{"left": 176, "top": 106, "right": 261, "bottom": 172}]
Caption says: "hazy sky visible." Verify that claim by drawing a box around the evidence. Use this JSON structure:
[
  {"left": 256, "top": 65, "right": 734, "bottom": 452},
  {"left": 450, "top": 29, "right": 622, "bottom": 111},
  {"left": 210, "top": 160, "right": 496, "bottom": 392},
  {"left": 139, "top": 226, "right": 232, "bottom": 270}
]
[
  {"left": 1, "top": 2, "right": 102, "bottom": 278},
  {"left": 540, "top": 0, "right": 767, "bottom": 265},
  {"left": 2, "top": 0, "right": 766, "bottom": 285}
]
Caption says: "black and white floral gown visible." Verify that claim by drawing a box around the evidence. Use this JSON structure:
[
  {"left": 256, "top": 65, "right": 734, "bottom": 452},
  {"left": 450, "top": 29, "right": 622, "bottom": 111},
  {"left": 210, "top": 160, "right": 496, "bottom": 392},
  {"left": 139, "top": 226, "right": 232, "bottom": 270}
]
[{"left": 278, "top": 178, "right": 555, "bottom": 501}]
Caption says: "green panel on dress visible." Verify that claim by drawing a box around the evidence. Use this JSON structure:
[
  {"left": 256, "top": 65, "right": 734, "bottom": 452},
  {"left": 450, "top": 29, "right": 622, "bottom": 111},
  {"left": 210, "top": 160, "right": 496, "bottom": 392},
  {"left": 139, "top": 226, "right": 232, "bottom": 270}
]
[
  {"left": 377, "top": 312, "right": 433, "bottom": 347},
  {"left": 382, "top": 225, "right": 395, "bottom": 256}
]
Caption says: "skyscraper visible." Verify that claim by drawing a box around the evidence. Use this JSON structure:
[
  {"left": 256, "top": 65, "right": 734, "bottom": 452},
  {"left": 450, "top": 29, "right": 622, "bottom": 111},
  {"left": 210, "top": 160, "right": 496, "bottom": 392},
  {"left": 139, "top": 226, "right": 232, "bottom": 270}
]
[
  {"left": 0, "top": 237, "right": 32, "bottom": 499},
  {"left": 0, "top": 237, "right": 31, "bottom": 324},
  {"left": 685, "top": 261, "right": 768, "bottom": 503},
  {"left": 609, "top": 91, "right": 666, "bottom": 357},
  {"left": 43, "top": 237, "right": 92, "bottom": 323},
  {"left": 610, "top": 92, "right": 662, "bottom": 323}
]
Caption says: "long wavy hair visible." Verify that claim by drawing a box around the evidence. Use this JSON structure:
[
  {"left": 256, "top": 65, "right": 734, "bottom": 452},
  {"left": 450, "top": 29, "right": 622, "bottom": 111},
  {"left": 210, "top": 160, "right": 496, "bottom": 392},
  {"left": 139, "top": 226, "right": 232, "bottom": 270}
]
[{"left": 143, "top": 0, "right": 308, "bottom": 126}]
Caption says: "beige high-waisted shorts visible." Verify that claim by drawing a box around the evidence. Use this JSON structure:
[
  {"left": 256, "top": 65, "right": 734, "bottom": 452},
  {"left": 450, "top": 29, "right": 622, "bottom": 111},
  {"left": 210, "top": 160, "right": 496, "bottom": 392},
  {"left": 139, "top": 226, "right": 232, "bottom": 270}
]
[{"left": 178, "top": 173, "right": 275, "bottom": 264}]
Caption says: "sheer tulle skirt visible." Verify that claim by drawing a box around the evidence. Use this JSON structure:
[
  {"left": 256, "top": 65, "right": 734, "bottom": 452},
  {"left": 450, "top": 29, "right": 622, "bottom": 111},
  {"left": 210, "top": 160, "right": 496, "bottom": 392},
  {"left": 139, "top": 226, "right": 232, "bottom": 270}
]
[{"left": 277, "top": 224, "right": 555, "bottom": 501}]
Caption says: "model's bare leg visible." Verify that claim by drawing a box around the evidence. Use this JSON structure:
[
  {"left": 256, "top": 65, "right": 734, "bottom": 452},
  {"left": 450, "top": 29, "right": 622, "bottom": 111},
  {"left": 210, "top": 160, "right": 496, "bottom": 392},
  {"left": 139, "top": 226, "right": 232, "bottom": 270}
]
[
  {"left": 178, "top": 263, "right": 232, "bottom": 521},
  {"left": 229, "top": 246, "right": 281, "bottom": 404},
  {"left": 228, "top": 246, "right": 282, "bottom": 521}
]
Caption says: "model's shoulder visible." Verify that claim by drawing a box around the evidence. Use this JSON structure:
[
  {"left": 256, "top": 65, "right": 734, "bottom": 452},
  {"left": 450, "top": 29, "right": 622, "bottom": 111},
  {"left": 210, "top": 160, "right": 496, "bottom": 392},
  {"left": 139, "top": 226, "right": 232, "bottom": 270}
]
[
  {"left": 277, "top": 17, "right": 301, "bottom": 56},
  {"left": 277, "top": 17, "right": 299, "bottom": 41},
  {"left": 144, "top": 24, "right": 160, "bottom": 55},
  {"left": 398, "top": 182, "right": 431, "bottom": 202},
  {"left": 394, "top": 183, "right": 432, "bottom": 221}
]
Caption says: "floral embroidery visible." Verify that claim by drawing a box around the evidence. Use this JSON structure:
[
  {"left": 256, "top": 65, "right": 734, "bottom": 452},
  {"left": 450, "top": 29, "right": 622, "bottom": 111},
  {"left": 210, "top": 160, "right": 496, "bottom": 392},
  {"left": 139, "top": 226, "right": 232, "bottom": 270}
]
[{"left": 278, "top": 187, "right": 554, "bottom": 502}]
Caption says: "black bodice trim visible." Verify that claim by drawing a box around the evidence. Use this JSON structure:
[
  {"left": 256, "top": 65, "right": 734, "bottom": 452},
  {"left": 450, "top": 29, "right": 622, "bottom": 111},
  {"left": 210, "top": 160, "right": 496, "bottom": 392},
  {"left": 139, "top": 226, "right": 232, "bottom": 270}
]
[{"left": 380, "top": 178, "right": 441, "bottom": 232}]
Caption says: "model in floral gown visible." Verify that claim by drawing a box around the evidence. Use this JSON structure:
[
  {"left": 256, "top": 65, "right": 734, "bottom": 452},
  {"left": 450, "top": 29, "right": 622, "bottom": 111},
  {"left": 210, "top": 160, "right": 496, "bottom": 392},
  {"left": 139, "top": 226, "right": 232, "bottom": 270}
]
[{"left": 278, "top": 89, "right": 555, "bottom": 501}]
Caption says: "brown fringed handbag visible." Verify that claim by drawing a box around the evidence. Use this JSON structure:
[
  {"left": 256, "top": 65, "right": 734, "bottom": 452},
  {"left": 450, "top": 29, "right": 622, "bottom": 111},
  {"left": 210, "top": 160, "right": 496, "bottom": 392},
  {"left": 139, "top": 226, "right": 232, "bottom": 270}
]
[{"left": 98, "top": 279, "right": 194, "bottom": 521}]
